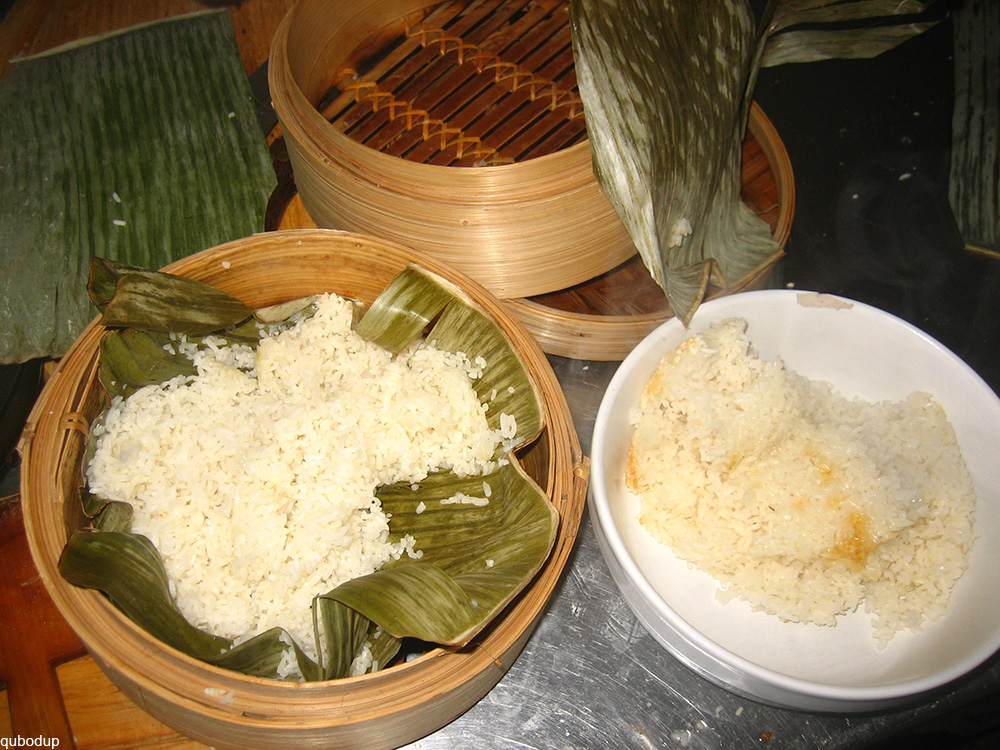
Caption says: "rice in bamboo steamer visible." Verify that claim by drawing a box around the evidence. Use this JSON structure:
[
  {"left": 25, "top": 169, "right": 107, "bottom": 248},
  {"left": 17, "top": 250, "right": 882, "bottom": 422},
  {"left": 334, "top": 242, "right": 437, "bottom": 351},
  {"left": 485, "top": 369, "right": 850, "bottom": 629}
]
[{"left": 19, "top": 229, "right": 587, "bottom": 750}]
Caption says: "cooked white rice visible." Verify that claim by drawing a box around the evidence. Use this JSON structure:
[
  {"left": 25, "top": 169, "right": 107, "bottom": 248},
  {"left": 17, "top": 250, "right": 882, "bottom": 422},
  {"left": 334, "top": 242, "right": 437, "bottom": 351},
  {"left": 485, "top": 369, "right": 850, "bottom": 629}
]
[
  {"left": 627, "top": 317, "right": 976, "bottom": 645},
  {"left": 86, "top": 293, "right": 511, "bottom": 664}
]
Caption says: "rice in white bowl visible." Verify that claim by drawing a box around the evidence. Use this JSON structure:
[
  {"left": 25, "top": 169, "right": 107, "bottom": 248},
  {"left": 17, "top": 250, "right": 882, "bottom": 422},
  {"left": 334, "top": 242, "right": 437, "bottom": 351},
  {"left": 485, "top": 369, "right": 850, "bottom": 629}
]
[
  {"left": 626, "top": 317, "right": 977, "bottom": 646},
  {"left": 86, "top": 293, "right": 510, "bottom": 663}
]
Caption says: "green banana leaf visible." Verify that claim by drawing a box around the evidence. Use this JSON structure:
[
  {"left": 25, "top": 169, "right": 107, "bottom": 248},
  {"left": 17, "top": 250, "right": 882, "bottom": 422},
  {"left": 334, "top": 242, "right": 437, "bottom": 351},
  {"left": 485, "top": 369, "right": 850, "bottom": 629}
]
[
  {"left": 91, "top": 258, "right": 254, "bottom": 334},
  {"left": 98, "top": 330, "right": 197, "bottom": 401},
  {"left": 359, "top": 461, "right": 558, "bottom": 645},
  {"left": 948, "top": 0, "right": 999, "bottom": 255},
  {"left": 59, "top": 261, "right": 557, "bottom": 682},
  {"left": 762, "top": 24, "right": 939, "bottom": 67},
  {"left": 92, "top": 501, "right": 133, "bottom": 533},
  {"left": 358, "top": 266, "right": 544, "bottom": 449},
  {"left": 62, "top": 531, "right": 322, "bottom": 680},
  {"left": 767, "top": 0, "right": 932, "bottom": 31},
  {"left": 570, "top": 0, "right": 780, "bottom": 325},
  {"left": 570, "top": 0, "right": 939, "bottom": 324},
  {"left": 0, "top": 10, "right": 276, "bottom": 364}
]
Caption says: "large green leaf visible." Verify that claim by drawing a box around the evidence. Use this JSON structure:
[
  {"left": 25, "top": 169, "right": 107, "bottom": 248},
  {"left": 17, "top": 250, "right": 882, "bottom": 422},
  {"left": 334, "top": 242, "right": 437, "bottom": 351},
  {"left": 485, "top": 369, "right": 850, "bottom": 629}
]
[
  {"left": 354, "top": 266, "right": 454, "bottom": 353},
  {"left": 60, "top": 531, "right": 321, "bottom": 680},
  {"left": 570, "top": 0, "right": 939, "bottom": 324},
  {"left": 65, "top": 262, "right": 557, "bottom": 681},
  {"left": 948, "top": 0, "right": 999, "bottom": 255},
  {"left": 0, "top": 10, "right": 276, "bottom": 364},
  {"left": 570, "top": 0, "right": 780, "bottom": 325},
  {"left": 356, "top": 264, "right": 544, "bottom": 451},
  {"left": 92, "top": 259, "right": 254, "bottom": 334},
  {"left": 314, "top": 598, "right": 376, "bottom": 680},
  {"left": 328, "top": 460, "right": 558, "bottom": 646},
  {"left": 428, "top": 299, "right": 545, "bottom": 448},
  {"left": 98, "top": 330, "right": 197, "bottom": 401},
  {"left": 92, "top": 501, "right": 134, "bottom": 533},
  {"left": 767, "top": 0, "right": 932, "bottom": 31},
  {"left": 59, "top": 531, "right": 232, "bottom": 660},
  {"left": 212, "top": 628, "right": 320, "bottom": 681},
  {"left": 762, "top": 23, "right": 939, "bottom": 67}
]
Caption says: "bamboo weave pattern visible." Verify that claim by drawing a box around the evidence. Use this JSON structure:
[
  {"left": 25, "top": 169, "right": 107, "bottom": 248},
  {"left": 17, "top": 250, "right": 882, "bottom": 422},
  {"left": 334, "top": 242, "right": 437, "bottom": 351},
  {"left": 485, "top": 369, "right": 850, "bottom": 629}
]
[{"left": 325, "top": 0, "right": 585, "bottom": 166}]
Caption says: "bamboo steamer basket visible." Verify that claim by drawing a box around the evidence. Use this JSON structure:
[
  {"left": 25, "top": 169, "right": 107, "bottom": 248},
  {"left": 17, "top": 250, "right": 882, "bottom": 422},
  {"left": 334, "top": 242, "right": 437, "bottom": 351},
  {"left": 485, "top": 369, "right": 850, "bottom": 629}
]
[
  {"left": 269, "top": 0, "right": 627, "bottom": 301},
  {"left": 268, "top": 0, "right": 794, "bottom": 360},
  {"left": 19, "top": 229, "right": 588, "bottom": 750}
]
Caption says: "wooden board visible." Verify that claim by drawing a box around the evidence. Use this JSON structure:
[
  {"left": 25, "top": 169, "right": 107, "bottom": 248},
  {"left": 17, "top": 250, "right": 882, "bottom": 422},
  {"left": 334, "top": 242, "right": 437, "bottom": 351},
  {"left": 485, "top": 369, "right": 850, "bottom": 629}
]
[
  {"left": 0, "top": 498, "right": 86, "bottom": 744},
  {"left": 57, "top": 658, "right": 207, "bottom": 750},
  {"left": 0, "top": 651, "right": 208, "bottom": 749}
]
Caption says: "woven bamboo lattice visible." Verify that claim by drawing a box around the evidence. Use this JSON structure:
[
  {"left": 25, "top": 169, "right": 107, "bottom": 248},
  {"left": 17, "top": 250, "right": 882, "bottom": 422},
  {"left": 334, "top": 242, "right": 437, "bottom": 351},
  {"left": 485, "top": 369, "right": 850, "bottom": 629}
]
[{"left": 322, "top": 0, "right": 585, "bottom": 167}]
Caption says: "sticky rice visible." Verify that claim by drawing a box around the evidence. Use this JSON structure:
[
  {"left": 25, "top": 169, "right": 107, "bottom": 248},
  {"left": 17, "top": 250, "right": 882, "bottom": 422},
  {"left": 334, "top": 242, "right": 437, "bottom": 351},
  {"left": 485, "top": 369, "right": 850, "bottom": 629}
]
[
  {"left": 626, "top": 317, "right": 976, "bottom": 645},
  {"left": 86, "top": 293, "right": 510, "bottom": 664}
]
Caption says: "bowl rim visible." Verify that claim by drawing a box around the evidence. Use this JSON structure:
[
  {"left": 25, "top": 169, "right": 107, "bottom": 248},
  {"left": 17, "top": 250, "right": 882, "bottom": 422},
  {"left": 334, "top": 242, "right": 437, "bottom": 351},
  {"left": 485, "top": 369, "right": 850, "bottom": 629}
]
[{"left": 589, "top": 288, "right": 1000, "bottom": 707}]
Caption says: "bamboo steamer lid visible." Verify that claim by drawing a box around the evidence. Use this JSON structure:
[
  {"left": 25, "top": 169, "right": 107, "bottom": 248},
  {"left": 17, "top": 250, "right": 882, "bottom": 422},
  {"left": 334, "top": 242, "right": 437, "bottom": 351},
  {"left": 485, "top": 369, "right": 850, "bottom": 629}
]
[
  {"left": 268, "top": 0, "right": 795, "bottom": 360},
  {"left": 19, "top": 229, "right": 588, "bottom": 750}
]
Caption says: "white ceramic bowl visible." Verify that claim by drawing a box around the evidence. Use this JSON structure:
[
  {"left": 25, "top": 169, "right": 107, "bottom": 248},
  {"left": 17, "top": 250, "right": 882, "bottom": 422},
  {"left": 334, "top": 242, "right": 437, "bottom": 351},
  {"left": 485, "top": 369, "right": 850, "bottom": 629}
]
[{"left": 589, "top": 289, "right": 1000, "bottom": 712}]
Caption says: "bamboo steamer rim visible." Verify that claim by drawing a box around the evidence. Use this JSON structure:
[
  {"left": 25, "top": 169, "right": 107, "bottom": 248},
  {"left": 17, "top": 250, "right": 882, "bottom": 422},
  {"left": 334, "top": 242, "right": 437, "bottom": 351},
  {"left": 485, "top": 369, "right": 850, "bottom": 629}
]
[
  {"left": 19, "top": 229, "right": 588, "bottom": 749},
  {"left": 272, "top": 0, "right": 594, "bottom": 195}
]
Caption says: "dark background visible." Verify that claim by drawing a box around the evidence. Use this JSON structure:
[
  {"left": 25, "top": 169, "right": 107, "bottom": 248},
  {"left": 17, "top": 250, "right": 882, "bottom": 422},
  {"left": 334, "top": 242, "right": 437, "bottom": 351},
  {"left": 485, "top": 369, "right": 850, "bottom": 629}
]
[
  {"left": 752, "top": 1, "right": 999, "bottom": 398},
  {"left": 751, "top": 5, "right": 1000, "bottom": 744}
]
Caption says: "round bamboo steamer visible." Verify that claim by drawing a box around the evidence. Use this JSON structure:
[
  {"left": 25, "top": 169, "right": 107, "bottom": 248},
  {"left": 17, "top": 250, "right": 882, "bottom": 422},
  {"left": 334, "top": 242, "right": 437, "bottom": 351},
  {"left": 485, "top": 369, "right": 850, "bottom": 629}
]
[
  {"left": 19, "top": 229, "right": 588, "bottom": 750},
  {"left": 268, "top": 0, "right": 638, "bottom": 300}
]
